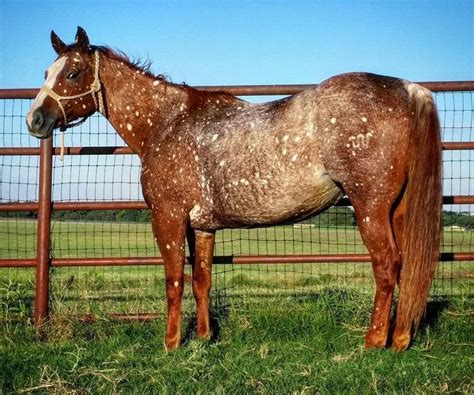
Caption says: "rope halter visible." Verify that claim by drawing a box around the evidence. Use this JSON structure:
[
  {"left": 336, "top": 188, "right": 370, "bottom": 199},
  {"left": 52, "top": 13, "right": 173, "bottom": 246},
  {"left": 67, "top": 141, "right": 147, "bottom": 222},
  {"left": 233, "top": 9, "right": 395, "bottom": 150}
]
[{"left": 40, "top": 50, "right": 105, "bottom": 132}]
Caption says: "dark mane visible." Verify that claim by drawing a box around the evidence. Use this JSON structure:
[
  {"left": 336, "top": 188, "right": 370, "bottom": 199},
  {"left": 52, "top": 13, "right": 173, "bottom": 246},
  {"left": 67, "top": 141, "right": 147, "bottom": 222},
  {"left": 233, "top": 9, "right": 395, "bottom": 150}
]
[
  {"left": 85, "top": 45, "right": 239, "bottom": 107},
  {"left": 91, "top": 45, "right": 168, "bottom": 82},
  {"left": 184, "top": 85, "right": 243, "bottom": 112}
]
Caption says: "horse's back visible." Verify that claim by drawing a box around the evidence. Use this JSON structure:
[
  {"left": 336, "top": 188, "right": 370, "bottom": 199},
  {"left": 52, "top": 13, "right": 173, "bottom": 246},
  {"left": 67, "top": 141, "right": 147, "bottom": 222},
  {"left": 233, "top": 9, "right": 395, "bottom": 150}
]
[{"left": 177, "top": 72, "right": 427, "bottom": 230}]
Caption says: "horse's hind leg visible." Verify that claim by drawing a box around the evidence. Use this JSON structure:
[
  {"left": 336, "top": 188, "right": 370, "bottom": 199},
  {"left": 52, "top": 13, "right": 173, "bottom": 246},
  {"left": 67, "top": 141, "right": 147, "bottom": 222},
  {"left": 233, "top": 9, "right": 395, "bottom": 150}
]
[
  {"left": 349, "top": 197, "right": 402, "bottom": 348},
  {"left": 188, "top": 229, "right": 215, "bottom": 339},
  {"left": 390, "top": 192, "right": 413, "bottom": 351}
]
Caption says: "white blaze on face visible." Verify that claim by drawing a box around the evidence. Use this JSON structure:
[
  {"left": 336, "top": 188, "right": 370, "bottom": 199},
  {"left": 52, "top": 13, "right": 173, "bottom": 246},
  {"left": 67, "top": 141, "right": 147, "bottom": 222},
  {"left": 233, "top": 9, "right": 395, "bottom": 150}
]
[{"left": 27, "top": 56, "right": 67, "bottom": 126}]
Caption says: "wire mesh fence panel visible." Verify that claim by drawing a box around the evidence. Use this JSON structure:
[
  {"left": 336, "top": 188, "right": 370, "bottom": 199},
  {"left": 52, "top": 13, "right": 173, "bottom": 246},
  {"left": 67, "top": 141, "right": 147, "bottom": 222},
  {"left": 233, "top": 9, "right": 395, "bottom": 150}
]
[
  {"left": 1, "top": 88, "right": 473, "bottom": 320},
  {"left": 433, "top": 91, "right": 473, "bottom": 296},
  {"left": 0, "top": 98, "right": 38, "bottom": 319}
]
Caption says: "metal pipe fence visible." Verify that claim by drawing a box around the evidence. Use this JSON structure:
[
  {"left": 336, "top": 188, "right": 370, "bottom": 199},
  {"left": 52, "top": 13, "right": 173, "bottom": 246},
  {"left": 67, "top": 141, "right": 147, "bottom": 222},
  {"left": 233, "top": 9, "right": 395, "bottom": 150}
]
[{"left": 1, "top": 82, "right": 473, "bottom": 323}]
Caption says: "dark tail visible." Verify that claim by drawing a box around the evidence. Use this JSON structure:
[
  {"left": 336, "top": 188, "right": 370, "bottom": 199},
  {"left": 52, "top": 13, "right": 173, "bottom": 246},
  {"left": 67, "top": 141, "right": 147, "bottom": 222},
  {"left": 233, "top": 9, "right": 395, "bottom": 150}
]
[{"left": 397, "top": 86, "right": 442, "bottom": 336}]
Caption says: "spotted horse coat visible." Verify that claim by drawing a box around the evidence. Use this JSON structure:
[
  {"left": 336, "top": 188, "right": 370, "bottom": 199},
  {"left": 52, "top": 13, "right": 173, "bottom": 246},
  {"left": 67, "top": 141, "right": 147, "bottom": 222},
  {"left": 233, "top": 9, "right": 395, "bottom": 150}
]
[{"left": 27, "top": 27, "right": 442, "bottom": 352}]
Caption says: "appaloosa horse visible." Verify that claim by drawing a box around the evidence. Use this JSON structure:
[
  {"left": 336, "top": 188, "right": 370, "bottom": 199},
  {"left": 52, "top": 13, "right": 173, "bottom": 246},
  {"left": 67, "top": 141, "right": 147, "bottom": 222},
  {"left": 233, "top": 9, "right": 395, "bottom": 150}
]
[{"left": 27, "top": 27, "right": 442, "bottom": 351}]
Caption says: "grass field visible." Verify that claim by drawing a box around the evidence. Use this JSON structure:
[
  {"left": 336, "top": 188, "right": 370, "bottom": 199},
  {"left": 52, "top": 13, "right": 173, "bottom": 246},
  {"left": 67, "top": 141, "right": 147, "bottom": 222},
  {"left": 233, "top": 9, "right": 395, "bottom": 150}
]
[
  {"left": 1, "top": 218, "right": 474, "bottom": 258},
  {"left": 0, "top": 218, "right": 473, "bottom": 317},
  {"left": 1, "top": 219, "right": 473, "bottom": 393},
  {"left": 1, "top": 218, "right": 472, "bottom": 301},
  {"left": 1, "top": 290, "right": 473, "bottom": 393}
]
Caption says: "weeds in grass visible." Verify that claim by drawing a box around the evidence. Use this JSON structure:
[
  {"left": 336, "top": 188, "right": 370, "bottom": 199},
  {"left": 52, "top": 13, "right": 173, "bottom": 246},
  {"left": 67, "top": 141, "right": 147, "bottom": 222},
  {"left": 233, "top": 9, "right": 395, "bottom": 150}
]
[{"left": 1, "top": 280, "right": 33, "bottom": 320}]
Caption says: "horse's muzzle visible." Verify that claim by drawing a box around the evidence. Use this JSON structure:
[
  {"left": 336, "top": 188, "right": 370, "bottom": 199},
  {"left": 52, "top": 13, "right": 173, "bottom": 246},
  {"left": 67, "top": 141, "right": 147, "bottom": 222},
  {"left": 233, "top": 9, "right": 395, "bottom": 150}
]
[{"left": 27, "top": 108, "right": 56, "bottom": 139}]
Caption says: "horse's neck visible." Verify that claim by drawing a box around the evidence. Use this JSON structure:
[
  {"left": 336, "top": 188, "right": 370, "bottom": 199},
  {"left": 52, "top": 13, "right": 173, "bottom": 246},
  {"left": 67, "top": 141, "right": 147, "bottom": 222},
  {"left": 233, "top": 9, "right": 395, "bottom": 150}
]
[{"left": 100, "top": 56, "right": 189, "bottom": 156}]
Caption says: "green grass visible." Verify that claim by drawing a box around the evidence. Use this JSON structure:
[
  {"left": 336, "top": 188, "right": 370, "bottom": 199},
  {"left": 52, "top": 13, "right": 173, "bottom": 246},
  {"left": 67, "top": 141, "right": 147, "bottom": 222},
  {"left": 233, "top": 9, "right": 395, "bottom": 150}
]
[
  {"left": 1, "top": 219, "right": 472, "bottom": 392},
  {"left": 0, "top": 219, "right": 473, "bottom": 318},
  {"left": 1, "top": 218, "right": 474, "bottom": 259},
  {"left": 1, "top": 291, "right": 473, "bottom": 393}
]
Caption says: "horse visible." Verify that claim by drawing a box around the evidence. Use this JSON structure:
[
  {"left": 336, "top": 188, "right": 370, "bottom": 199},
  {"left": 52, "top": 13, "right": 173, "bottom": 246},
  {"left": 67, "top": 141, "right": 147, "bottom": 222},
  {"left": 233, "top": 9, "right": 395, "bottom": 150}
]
[{"left": 27, "top": 27, "right": 442, "bottom": 351}]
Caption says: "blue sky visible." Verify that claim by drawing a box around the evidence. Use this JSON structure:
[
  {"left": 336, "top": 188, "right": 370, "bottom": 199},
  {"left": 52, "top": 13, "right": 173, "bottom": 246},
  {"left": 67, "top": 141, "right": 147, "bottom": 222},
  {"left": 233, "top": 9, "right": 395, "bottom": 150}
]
[
  {"left": 1, "top": 0, "right": 472, "bottom": 89},
  {"left": 0, "top": 1, "right": 472, "bottom": 203}
]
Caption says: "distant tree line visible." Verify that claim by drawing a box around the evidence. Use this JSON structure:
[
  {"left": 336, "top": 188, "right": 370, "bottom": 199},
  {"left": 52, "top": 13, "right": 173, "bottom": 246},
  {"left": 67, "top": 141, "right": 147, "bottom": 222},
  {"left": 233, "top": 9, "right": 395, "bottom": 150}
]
[
  {"left": 443, "top": 211, "right": 474, "bottom": 230},
  {"left": 1, "top": 208, "right": 473, "bottom": 229},
  {"left": 0, "top": 209, "right": 152, "bottom": 223},
  {"left": 306, "top": 207, "right": 356, "bottom": 227}
]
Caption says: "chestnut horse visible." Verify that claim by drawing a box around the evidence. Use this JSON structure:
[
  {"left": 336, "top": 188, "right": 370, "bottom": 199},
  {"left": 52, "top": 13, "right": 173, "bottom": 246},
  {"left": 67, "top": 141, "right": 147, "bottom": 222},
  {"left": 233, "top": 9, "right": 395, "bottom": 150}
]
[{"left": 27, "top": 27, "right": 442, "bottom": 351}]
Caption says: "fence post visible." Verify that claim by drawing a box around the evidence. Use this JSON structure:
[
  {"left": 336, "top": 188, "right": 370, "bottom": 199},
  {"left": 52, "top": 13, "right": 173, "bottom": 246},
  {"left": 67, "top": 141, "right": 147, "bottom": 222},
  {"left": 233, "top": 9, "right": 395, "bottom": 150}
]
[{"left": 34, "top": 137, "right": 53, "bottom": 326}]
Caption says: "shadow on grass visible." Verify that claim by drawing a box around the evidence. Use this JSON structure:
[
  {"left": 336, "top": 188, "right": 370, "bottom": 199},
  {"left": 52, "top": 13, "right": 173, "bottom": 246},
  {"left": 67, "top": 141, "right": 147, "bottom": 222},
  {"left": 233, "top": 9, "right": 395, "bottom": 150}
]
[
  {"left": 181, "top": 301, "right": 231, "bottom": 345},
  {"left": 419, "top": 299, "right": 451, "bottom": 330},
  {"left": 385, "top": 298, "right": 451, "bottom": 348}
]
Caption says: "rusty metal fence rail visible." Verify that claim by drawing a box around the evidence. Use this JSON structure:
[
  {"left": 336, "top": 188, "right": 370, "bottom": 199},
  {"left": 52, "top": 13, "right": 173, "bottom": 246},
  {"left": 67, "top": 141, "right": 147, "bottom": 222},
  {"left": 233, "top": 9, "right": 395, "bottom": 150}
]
[{"left": 1, "top": 81, "right": 473, "bottom": 324}]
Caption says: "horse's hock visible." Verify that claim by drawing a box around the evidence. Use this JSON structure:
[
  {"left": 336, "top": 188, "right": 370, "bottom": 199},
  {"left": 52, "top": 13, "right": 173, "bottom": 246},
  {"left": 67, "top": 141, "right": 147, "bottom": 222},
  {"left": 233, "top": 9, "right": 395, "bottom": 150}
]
[{"left": 0, "top": 83, "right": 473, "bottom": 323}]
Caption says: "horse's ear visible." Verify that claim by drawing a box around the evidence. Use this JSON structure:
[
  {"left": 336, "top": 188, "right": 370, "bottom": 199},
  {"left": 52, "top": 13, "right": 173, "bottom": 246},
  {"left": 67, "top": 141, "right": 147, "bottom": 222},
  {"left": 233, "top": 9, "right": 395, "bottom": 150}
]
[
  {"left": 75, "top": 26, "right": 90, "bottom": 50},
  {"left": 51, "top": 30, "right": 67, "bottom": 55}
]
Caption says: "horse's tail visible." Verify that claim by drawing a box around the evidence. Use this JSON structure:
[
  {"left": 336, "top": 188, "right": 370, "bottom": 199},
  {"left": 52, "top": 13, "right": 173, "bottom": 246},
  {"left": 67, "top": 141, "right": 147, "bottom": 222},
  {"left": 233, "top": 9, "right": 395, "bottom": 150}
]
[{"left": 397, "top": 83, "right": 442, "bottom": 337}]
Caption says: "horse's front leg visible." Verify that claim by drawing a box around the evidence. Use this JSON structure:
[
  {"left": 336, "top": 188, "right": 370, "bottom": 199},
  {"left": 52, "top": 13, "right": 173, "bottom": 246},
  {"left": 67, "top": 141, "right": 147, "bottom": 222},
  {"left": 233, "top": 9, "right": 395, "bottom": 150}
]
[
  {"left": 151, "top": 209, "right": 187, "bottom": 351},
  {"left": 190, "top": 229, "right": 215, "bottom": 339}
]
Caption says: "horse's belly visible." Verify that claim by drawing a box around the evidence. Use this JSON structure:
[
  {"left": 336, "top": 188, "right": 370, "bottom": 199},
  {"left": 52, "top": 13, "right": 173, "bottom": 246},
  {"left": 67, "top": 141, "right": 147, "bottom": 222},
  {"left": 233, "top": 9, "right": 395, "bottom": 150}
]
[
  {"left": 232, "top": 174, "right": 342, "bottom": 227},
  {"left": 191, "top": 169, "right": 343, "bottom": 229}
]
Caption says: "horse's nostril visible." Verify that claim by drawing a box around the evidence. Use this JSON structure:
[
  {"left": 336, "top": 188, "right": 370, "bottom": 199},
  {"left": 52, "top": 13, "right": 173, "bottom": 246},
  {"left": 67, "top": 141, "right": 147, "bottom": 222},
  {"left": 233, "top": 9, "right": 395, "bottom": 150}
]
[{"left": 32, "top": 110, "right": 45, "bottom": 130}]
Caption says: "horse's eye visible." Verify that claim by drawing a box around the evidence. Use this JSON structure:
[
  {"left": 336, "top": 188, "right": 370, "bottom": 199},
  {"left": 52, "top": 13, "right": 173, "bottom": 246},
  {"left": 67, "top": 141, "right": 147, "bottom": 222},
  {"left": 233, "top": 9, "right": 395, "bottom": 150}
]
[{"left": 67, "top": 71, "right": 79, "bottom": 80}]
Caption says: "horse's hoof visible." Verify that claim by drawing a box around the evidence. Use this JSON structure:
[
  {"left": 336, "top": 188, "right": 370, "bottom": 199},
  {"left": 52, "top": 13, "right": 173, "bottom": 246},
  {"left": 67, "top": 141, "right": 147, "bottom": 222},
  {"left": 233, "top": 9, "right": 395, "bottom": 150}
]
[
  {"left": 364, "top": 326, "right": 388, "bottom": 349},
  {"left": 196, "top": 330, "right": 211, "bottom": 341},
  {"left": 364, "top": 333, "right": 387, "bottom": 349},
  {"left": 391, "top": 333, "right": 411, "bottom": 351},
  {"left": 196, "top": 323, "right": 211, "bottom": 340},
  {"left": 164, "top": 337, "right": 180, "bottom": 352}
]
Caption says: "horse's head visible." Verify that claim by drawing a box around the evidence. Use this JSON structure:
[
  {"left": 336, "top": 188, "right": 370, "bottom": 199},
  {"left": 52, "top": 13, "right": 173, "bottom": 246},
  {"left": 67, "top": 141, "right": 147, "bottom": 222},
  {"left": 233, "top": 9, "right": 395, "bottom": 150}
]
[{"left": 27, "top": 26, "right": 104, "bottom": 139}]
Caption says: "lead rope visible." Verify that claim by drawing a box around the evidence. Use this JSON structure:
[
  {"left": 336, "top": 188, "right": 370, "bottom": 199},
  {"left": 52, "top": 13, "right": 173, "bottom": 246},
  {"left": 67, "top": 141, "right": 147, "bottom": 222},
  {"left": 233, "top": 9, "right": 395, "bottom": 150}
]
[
  {"left": 60, "top": 131, "right": 65, "bottom": 161},
  {"left": 41, "top": 51, "right": 104, "bottom": 161}
]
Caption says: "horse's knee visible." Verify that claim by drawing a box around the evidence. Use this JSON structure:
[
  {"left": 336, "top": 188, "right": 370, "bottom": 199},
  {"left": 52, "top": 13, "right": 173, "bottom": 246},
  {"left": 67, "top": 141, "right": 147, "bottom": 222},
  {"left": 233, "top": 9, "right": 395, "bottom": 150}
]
[
  {"left": 166, "top": 278, "right": 183, "bottom": 302},
  {"left": 193, "top": 278, "right": 211, "bottom": 299}
]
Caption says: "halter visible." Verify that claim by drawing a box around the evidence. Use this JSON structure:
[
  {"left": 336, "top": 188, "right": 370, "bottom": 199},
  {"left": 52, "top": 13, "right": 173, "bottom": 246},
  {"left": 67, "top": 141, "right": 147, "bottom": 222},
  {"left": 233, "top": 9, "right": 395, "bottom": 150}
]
[{"left": 40, "top": 50, "right": 105, "bottom": 131}]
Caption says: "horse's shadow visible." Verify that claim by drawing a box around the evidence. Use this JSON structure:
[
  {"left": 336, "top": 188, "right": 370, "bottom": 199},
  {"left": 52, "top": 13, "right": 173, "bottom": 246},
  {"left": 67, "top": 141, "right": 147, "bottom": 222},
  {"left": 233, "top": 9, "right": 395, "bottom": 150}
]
[
  {"left": 419, "top": 298, "right": 451, "bottom": 330},
  {"left": 181, "top": 301, "right": 230, "bottom": 345},
  {"left": 387, "top": 298, "right": 451, "bottom": 347},
  {"left": 180, "top": 293, "right": 450, "bottom": 348}
]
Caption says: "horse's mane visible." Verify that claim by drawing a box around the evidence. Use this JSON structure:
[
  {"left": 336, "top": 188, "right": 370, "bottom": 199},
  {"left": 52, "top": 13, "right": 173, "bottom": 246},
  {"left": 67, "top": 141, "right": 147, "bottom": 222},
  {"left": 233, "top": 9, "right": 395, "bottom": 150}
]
[
  {"left": 88, "top": 45, "right": 240, "bottom": 106},
  {"left": 91, "top": 45, "right": 168, "bottom": 83}
]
